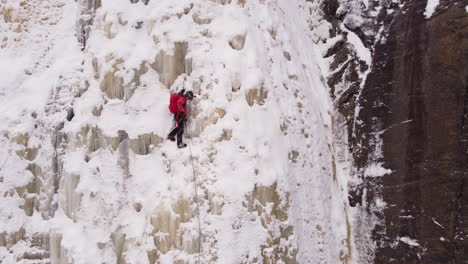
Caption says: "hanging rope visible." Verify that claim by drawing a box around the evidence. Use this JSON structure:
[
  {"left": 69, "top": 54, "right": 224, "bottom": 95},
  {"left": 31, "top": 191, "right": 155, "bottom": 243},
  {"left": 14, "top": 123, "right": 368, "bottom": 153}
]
[{"left": 186, "top": 123, "right": 202, "bottom": 264}]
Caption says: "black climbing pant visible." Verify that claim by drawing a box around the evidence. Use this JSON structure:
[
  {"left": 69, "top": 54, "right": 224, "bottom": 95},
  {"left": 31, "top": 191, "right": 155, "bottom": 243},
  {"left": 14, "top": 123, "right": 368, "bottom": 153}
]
[{"left": 168, "top": 113, "right": 186, "bottom": 144}]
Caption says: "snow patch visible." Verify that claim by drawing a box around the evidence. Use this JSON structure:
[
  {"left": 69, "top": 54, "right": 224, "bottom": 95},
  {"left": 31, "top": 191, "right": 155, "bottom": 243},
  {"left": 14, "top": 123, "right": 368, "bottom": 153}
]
[
  {"left": 432, "top": 218, "right": 444, "bottom": 229},
  {"left": 340, "top": 24, "right": 372, "bottom": 67},
  {"left": 424, "top": 0, "right": 440, "bottom": 18},
  {"left": 364, "top": 163, "right": 392, "bottom": 177},
  {"left": 400, "top": 236, "right": 420, "bottom": 247}
]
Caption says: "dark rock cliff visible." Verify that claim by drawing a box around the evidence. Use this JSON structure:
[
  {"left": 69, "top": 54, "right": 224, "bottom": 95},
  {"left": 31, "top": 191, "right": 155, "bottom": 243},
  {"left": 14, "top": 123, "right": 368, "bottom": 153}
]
[
  {"left": 324, "top": 0, "right": 468, "bottom": 263},
  {"left": 362, "top": 1, "right": 468, "bottom": 263}
]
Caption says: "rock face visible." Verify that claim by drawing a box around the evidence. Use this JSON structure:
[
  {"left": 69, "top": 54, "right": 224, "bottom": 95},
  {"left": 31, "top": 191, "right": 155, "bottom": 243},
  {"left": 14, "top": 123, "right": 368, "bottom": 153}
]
[
  {"left": 352, "top": 1, "right": 468, "bottom": 263},
  {"left": 323, "top": 0, "right": 468, "bottom": 262}
]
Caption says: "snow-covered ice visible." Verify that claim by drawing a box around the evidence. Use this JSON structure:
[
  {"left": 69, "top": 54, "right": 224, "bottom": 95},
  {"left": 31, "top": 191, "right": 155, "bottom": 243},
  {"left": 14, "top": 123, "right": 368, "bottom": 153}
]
[{"left": 0, "top": 0, "right": 380, "bottom": 263}]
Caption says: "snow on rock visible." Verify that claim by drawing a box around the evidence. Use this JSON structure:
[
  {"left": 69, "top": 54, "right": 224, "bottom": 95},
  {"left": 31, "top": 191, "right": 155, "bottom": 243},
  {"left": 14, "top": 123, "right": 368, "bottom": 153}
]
[
  {"left": 399, "top": 237, "right": 420, "bottom": 247},
  {"left": 0, "top": 0, "right": 363, "bottom": 263},
  {"left": 424, "top": 0, "right": 440, "bottom": 18}
]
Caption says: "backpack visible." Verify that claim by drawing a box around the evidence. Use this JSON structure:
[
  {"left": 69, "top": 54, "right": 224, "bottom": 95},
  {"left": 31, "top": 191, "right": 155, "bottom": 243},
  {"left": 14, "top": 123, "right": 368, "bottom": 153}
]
[{"left": 169, "top": 94, "right": 180, "bottom": 113}]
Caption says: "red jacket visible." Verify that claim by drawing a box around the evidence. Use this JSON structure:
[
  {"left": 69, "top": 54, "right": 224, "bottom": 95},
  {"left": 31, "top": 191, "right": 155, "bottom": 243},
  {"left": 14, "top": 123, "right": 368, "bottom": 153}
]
[{"left": 177, "top": 96, "right": 187, "bottom": 116}]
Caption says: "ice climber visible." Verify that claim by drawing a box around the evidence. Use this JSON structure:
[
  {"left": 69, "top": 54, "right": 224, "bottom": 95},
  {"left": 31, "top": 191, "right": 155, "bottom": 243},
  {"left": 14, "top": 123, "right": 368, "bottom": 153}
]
[{"left": 167, "top": 89, "right": 195, "bottom": 148}]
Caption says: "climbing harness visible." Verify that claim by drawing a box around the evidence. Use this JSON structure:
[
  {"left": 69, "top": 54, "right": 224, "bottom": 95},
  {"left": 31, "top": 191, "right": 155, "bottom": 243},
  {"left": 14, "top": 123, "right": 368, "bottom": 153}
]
[{"left": 186, "top": 123, "right": 202, "bottom": 264}]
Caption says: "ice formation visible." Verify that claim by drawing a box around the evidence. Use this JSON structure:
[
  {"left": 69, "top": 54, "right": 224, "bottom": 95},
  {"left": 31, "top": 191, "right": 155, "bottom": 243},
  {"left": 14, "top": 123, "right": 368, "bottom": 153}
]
[{"left": 0, "top": 0, "right": 374, "bottom": 263}]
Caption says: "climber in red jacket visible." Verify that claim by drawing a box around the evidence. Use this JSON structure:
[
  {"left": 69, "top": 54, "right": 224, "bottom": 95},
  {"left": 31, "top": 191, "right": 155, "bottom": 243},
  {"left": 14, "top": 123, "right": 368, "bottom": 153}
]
[{"left": 167, "top": 90, "right": 195, "bottom": 148}]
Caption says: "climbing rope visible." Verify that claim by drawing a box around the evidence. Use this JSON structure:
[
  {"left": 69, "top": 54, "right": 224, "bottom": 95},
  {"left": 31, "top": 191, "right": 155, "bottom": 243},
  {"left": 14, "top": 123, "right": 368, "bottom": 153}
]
[{"left": 186, "top": 123, "right": 202, "bottom": 264}]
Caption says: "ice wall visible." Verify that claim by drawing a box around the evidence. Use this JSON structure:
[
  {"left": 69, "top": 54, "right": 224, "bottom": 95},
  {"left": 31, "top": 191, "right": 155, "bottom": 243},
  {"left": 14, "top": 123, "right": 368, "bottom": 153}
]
[{"left": 0, "top": 0, "right": 360, "bottom": 263}]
